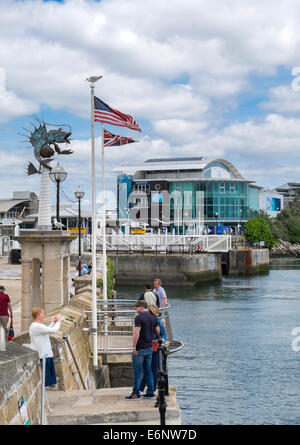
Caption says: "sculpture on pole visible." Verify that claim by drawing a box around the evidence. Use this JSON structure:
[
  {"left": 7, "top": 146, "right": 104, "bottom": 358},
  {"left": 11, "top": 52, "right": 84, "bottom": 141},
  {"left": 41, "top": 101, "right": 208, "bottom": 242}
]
[{"left": 21, "top": 116, "right": 73, "bottom": 230}]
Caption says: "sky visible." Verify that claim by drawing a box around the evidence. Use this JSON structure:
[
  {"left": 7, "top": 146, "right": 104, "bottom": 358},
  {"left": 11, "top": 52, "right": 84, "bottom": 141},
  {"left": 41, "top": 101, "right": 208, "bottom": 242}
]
[{"left": 1, "top": 0, "right": 300, "bottom": 210}]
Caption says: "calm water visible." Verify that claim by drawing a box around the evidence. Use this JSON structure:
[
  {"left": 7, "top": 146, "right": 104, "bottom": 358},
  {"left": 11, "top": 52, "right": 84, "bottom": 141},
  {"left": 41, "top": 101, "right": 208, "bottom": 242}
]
[{"left": 117, "top": 258, "right": 300, "bottom": 425}]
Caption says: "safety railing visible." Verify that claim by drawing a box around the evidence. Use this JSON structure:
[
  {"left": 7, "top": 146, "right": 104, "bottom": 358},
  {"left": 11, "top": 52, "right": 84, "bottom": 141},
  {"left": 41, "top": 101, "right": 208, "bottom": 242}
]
[
  {"left": 96, "top": 234, "right": 232, "bottom": 253},
  {"left": 85, "top": 299, "right": 183, "bottom": 354}
]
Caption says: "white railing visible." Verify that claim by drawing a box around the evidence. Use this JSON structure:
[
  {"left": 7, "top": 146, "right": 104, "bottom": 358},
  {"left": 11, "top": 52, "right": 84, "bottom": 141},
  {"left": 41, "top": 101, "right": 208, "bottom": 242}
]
[{"left": 96, "top": 234, "right": 231, "bottom": 253}]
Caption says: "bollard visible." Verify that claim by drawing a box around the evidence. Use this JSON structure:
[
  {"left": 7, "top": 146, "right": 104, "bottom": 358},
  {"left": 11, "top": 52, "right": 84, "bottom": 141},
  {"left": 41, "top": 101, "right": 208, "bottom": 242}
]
[{"left": 0, "top": 325, "right": 6, "bottom": 351}]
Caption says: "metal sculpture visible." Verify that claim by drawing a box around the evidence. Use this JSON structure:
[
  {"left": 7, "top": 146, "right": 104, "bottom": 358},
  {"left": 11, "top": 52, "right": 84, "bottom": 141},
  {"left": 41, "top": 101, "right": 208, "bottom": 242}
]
[
  {"left": 21, "top": 116, "right": 73, "bottom": 175},
  {"left": 20, "top": 116, "right": 73, "bottom": 230}
]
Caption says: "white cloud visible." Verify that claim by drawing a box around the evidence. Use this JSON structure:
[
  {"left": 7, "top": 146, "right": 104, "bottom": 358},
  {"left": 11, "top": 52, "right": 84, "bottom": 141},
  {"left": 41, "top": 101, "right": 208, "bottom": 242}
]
[
  {"left": 2, "top": 0, "right": 300, "bottom": 199},
  {"left": 262, "top": 85, "right": 300, "bottom": 113}
]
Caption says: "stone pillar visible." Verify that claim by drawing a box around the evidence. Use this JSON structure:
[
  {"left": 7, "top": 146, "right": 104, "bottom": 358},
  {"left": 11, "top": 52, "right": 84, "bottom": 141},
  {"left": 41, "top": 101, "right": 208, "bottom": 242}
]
[
  {"left": 63, "top": 256, "right": 70, "bottom": 306},
  {"left": 32, "top": 259, "right": 41, "bottom": 307},
  {"left": 37, "top": 165, "right": 52, "bottom": 230},
  {"left": 43, "top": 242, "right": 64, "bottom": 313},
  {"left": 15, "top": 231, "right": 76, "bottom": 324},
  {"left": 21, "top": 259, "right": 33, "bottom": 331}
]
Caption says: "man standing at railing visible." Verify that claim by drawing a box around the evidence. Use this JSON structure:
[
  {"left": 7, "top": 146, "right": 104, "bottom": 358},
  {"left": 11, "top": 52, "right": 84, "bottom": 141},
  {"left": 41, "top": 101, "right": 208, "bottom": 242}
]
[
  {"left": 125, "top": 301, "right": 160, "bottom": 400},
  {"left": 153, "top": 279, "right": 167, "bottom": 308}
]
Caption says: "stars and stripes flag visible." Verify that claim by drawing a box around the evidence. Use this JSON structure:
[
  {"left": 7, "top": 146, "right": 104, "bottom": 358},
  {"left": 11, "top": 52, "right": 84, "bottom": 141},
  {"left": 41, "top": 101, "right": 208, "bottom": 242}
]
[
  {"left": 94, "top": 96, "right": 142, "bottom": 132},
  {"left": 104, "top": 128, "right": 138, "bottom": 147}
]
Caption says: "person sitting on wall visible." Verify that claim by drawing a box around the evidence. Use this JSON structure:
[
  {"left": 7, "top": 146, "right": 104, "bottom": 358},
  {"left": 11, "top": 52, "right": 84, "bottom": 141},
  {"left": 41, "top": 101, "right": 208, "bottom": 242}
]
[{"left": 80, "top": 263, "right": 90, "bottom": 276}]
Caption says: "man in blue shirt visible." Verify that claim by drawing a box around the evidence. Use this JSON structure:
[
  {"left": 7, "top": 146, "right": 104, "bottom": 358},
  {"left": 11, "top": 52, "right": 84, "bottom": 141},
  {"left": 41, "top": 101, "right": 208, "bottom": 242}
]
[
  {"left": 153, "top": 279, "right": 167, "bottom": 308},
  {"left": 125, "top": 301, "right": 160, "bottom": 400}
]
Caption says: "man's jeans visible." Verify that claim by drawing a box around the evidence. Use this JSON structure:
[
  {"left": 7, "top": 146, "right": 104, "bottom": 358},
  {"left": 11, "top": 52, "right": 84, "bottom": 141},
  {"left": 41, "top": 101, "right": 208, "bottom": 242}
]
[
  {"left": 140, "top": 351, "right": 158, "bottom": 393},
  {"left": 132, "top": 347, "right": 154, "bottom": 396}
]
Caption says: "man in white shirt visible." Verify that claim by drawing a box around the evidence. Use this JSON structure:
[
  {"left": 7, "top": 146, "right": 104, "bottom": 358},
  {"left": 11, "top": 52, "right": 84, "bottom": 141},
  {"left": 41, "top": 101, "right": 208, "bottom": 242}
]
[
  {"left": 153, "top": 279, "right": 167, "bottom": 308},
  {"left": 138, "top": 283, "right": 158, "bottom": 307},
  {"left": 29, "top": 307, "right": 61, "bottom": 387}
]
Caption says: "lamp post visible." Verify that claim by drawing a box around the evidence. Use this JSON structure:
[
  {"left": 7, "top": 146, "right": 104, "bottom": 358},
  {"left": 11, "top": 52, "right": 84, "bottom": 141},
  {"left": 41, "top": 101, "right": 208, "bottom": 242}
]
[
  {"left": 214, "top": 212, "right": 218, "bottom": 234},
  {"left": 75, "top": 186, "right": 85, "bottom": 276},
  {"left": 49, "top": 163, "right": 67, "bottom": 222}
]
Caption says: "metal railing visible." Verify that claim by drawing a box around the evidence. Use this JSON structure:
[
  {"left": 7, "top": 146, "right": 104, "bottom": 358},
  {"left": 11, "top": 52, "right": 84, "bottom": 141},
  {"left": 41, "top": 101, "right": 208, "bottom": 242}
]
[
  {"left": 85, "top": 299, "right": 183, "bottom": 354},
  {"left": 96, "top": 234, "right": 232, "bottom": 253}
]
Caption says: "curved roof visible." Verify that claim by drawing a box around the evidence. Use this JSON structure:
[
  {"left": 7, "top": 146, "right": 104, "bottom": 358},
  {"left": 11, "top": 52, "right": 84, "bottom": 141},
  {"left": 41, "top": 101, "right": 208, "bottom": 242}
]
[
  {"left": 113, "top": 156, "right": 245, "bottom": 179},
  {"left": 0, "top": 199, "right": 30, "bottom": 213}
]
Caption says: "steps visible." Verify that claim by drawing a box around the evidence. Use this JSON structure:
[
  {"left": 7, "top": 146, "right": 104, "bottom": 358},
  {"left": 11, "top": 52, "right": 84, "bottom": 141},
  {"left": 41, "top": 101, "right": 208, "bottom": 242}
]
[{"left": 46, "top": 386, "right": 181, "bottom": 425}]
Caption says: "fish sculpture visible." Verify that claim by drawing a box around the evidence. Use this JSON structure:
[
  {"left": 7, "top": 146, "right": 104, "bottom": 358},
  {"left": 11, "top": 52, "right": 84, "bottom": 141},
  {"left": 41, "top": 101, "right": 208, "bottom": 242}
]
[{"left": 22, "top": 117, "right": 73, "bottom": 175}]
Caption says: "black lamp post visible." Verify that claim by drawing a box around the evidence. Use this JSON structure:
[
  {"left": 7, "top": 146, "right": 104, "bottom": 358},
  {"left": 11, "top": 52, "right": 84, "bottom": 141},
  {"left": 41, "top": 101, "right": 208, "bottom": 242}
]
[
  {"left": 49, "top": 163, "right": 67, "bottom": 222},
  {"left": 214, "top": 211, "right": 218, "bottom": 234},
  {"left": 75, "top": 186, "right": 85, "bottom": 276}
]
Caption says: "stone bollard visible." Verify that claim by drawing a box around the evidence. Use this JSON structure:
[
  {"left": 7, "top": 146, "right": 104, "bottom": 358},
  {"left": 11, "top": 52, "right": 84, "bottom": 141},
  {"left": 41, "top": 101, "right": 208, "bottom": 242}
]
[{"left": 0, "top": 325, "right": 6, "bottom": 351}]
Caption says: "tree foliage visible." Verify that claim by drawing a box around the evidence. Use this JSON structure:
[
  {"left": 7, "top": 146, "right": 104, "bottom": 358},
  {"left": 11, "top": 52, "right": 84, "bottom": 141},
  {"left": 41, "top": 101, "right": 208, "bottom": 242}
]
[{"left": 244, "top": 216, "right": 276, "bottom": 248}]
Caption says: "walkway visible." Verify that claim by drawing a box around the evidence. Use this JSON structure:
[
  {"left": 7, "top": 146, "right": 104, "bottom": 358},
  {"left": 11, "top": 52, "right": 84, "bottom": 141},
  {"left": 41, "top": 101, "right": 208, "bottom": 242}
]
[{"left": 46, "top": 386, "right": 181, "bottom": 425}]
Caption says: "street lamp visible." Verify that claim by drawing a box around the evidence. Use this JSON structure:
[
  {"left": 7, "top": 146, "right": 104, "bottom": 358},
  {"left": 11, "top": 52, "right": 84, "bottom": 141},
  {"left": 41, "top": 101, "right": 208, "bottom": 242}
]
[
  {"left": 214, "top": 212, "right": 218, "bottom": 234},
  {"left": 49, "top": 163, "right": 67, "bottom": 222},
  {"left": 75, "top": 186, "right": 85, "bottom": 276}
]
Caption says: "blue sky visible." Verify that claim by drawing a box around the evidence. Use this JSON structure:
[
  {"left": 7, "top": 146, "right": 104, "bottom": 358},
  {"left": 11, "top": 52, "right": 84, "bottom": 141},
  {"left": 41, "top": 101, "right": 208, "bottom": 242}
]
[{"left": 1, "top": 0, "right": 300, "bottom": 210}]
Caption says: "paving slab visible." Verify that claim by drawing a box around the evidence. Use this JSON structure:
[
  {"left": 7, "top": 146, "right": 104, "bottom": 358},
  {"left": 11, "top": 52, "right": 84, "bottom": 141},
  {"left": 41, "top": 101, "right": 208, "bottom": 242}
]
[{"left": 46, "top": 386, "right": 181, "bottom": 425}]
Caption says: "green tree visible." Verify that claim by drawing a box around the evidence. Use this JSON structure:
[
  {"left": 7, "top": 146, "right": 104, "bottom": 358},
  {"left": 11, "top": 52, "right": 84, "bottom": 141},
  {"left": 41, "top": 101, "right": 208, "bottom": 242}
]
[{"left": 244, "top": 216, "right": 276, "bottom": 248}]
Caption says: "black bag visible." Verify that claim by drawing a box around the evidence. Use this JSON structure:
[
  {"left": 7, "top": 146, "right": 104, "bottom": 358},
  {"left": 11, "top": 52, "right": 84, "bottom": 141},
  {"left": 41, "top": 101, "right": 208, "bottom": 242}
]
[{"left": 8, "top": 324, "right": 14, "bottom": 341}]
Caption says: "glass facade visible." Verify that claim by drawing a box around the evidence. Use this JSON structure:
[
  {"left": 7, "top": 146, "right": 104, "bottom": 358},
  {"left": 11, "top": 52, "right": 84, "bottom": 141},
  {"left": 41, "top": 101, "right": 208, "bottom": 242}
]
[
  {"left": 169, "top": 180, "right": 251, "bottom": 221},
  {"left": 116, "top": 158, "right": 261, "bottom": 233}
]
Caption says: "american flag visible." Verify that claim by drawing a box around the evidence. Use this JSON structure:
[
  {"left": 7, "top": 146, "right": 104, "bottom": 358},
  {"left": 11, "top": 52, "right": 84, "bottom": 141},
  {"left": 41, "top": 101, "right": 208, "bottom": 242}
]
[
  {"left": 104, "top": 128, "right": 138, "bottom": 147},
  {"left": 94, "top": 96, "right": 142, "bottom": 132}
]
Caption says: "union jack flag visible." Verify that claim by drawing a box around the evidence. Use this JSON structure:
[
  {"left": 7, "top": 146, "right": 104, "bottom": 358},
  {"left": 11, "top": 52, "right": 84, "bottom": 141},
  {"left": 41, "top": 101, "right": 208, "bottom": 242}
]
[
  {"left": 94, "top": 96, "right": 142, "bottom": 132},
  {"left": 104, "top": 128, "right": 138, "bottom": 147}
]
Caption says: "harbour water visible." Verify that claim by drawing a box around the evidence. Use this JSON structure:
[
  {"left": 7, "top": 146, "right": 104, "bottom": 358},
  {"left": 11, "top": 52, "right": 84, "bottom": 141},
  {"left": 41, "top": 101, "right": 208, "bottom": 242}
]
[{"left": 117, "top": 258, "right": 300, "bottom": 425}]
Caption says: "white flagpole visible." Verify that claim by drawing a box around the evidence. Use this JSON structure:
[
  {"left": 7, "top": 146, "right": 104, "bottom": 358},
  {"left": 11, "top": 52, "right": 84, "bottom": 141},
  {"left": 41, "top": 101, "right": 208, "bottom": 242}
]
[
  {"left": 101, "top": 123, "right": 108, "bottom": 351},
  {"left": 87, "top": 75, "right": 102, "bottom": 370},
  {"left": 101, "top": 123, "right": 108, "bottom": 304}
]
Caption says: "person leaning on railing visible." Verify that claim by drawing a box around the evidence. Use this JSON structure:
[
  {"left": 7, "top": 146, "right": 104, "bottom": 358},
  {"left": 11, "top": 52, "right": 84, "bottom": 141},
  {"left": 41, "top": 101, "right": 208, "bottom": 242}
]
[
  {"left": 29, "top": 308, "right": 62, "bottom": 388},
  {"left": 153, "top": 279, "right": 167, "bottom": 308},
  {"left": 139, "top": 304, "right": 167, "bottom": 395},
  {"left": 125, "top": 300, "right": 160, "bottom": 400}
]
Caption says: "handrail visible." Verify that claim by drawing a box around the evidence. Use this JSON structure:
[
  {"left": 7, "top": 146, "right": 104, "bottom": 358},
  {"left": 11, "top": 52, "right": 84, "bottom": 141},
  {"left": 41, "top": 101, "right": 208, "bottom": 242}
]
[
  {"left": 85, "top": 300, "right": 183, "bottom": 355},
  {"left": 63, "top": 334, "right": 87, "bottom": 390},
  {"left": 41, "top": 355, "right": 46, "bottom": 425}
]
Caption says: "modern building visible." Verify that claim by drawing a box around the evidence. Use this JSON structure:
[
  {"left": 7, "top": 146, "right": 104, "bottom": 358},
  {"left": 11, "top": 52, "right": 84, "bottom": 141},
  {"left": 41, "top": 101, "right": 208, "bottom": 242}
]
[
  {"left": 113, "top": 156, "right": 274, "bottom": 234},
  {"left": 275, "top": 181, "right": 300, "bottom": 209},
  {"left": 0, "top": 191, "right": 39, "bottom": 236},
  {"left": 22, "top": 204, "right": 91, "bottom": 233},
  {"left": 259, "top": 188, "right": 283, "bottom": 217}
]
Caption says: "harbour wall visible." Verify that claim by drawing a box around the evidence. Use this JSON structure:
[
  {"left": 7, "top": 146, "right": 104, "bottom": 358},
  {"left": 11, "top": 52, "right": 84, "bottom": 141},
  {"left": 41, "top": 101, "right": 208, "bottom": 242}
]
[
  {"left": 225, "top": 248, "right": 269, "bottom": 275},
  {"left": 110, "top": 253, "right": 222, "bottom": 287},
  {"left": 0, "top": 275, "right": 133, "bottom": 425}
]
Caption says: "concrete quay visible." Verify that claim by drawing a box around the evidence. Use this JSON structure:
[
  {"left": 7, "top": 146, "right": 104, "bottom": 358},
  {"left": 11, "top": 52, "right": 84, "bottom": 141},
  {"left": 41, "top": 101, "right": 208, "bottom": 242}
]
[{"left": 46, "top": 386, "right": 181, "bottom": 425}]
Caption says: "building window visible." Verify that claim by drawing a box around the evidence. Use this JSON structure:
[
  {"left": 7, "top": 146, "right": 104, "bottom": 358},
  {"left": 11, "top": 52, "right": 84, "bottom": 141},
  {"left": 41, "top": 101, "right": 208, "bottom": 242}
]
[
  {"left": 219, "top": 183, "right": 225, "bottom": 193},
  {"left": 230, "top": 183, "right": 236, "bottom": 193}
]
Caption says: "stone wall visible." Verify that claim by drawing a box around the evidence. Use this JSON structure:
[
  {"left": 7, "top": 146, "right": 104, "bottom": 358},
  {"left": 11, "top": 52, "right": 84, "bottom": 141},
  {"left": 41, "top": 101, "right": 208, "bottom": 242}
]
[
  {"left": 13, "top": 291, "right": 96, "bottom": 392},
  {"left": 111, "top": 253, "right": 222, "bottom": 286},
  {"left": 0, "top": 342, "right": 42, "bottom": 425},
  {"left": 227, "top": 248, "right": 269, "bottom": 275}
]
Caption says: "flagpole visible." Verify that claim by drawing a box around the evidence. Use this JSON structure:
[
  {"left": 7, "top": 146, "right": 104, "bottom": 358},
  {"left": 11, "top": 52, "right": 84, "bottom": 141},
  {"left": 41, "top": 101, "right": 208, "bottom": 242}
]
[
  {"left": 101, "top": 123, "right": 108, "bottom": 302},
  {"left": 101, "top": 123, "right": 108, "bottom": 350},
  {"left": 87, "top": 75, "right": 102, "bottom": 370}
]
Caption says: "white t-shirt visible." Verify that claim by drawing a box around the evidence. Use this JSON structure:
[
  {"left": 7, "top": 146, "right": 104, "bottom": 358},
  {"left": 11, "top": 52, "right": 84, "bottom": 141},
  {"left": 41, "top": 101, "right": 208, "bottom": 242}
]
[
  {"left": 29, "top": 321, "right": 61, "bottom": 358},
  {"left": 143, "top": 290, "right": 157, "bottom": 307}
]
